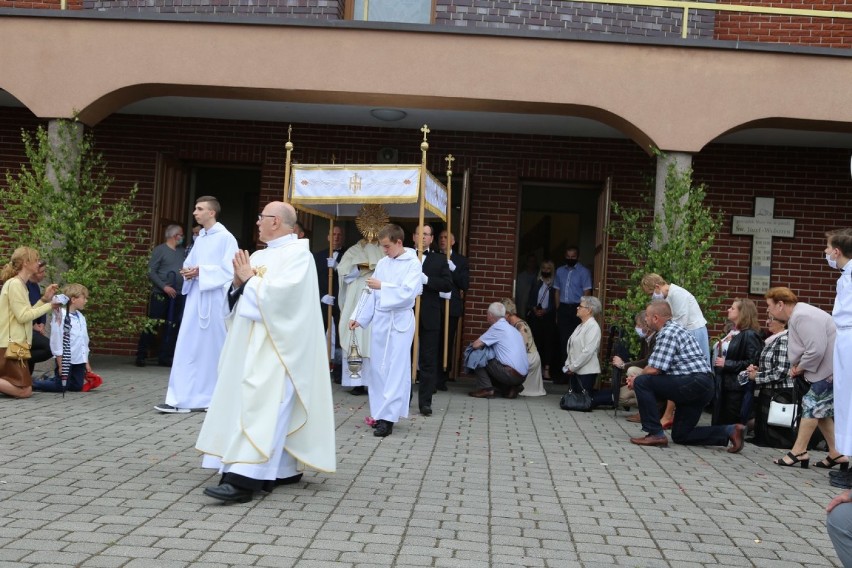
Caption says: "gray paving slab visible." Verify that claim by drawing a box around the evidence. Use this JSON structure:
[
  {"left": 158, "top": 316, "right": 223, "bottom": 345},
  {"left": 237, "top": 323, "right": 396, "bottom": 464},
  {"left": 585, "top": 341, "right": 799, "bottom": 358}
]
[{"left": 0, "top": 355, "right": 846, "bottom": 567}]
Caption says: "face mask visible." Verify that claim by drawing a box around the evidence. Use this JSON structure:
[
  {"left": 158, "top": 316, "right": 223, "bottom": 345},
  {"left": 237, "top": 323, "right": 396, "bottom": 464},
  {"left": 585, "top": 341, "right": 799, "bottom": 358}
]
[
  {"left": 651, "top": 292, "right": 664, "bottom": 300},
  {"left": 192, "top": 235, "right": 199, "bottom": 242},
  {"left": 565, "top": 259, "right": 578, "bottom": 268},
  {"left": 541, "top": 272, "right": 552, "bottom": 278},
  {"left": 635, "top": 327, "right": 646, "bottom": 338},
  {"left": 827, "top": 253, "right": 838, "bottom": 269},
  {"left": 176, "top": 237, "right": 184, "bottom": 246}
]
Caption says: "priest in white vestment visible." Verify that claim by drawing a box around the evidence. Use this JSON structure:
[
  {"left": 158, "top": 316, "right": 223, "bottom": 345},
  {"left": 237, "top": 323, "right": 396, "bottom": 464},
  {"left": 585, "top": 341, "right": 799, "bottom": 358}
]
[
  {"left": 350, "top": 224, "right": 423, "bottom": 438},
  {"left": 196, "top": 201, "right": 336, "bottom": 503},
  {"left": 338, "top": 239, "right": 383, "bottom": 392},
  {"left": 155, "top": 196, "right": 238, "bottom": 413}
]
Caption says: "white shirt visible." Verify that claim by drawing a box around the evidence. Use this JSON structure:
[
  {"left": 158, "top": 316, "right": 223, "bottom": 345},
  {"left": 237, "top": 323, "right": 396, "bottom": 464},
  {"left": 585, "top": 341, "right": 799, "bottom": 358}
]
[{"left": 50, "top": 309, "right": 90, "bottom": 364}]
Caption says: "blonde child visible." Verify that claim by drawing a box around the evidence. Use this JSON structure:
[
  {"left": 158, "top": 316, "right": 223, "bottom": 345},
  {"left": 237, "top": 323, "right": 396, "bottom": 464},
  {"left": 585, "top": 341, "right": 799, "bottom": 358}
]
[{"left": 33, "top": 284, "right": 91, "bottom": 392}]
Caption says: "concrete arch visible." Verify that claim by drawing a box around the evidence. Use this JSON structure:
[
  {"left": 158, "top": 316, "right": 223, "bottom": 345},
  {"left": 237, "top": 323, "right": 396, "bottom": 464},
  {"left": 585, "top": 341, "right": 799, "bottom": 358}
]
[
  {"left": 2, "top": 13, "right": 852, "bottom": 154},
  {"left": 73, "top": 82, "right": 656, "bottom": 151}
]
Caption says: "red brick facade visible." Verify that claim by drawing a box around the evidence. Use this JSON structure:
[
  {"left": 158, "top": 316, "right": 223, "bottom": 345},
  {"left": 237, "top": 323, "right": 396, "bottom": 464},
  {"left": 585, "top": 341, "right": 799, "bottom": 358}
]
[
  {"left": 3, "top": 107, "right": 849, "bottom": 356},
  {"left": 715, "top": 0, "right": 852, "bottom": 47}
]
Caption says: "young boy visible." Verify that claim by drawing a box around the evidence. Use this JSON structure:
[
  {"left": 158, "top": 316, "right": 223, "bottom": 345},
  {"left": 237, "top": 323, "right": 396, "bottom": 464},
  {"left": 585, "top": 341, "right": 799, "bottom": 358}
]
[{"left": 32, "top": 284, "right": 91, "bottom": 393}]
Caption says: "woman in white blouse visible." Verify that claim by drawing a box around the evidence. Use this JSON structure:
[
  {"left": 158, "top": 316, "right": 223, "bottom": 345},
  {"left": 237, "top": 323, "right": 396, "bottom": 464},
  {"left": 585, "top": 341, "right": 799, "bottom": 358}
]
[{"left": 562, "top": 296, "right": 602, "bottom": 394}]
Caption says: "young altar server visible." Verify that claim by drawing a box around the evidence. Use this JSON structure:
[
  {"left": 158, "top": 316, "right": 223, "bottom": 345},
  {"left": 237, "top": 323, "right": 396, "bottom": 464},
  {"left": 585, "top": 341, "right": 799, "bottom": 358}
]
[
  {"left": 349, "top": 223, "right": 423, "bottom": 437},
  {"left": 155, "top": 196, "right": 238, "bottom": 413}
]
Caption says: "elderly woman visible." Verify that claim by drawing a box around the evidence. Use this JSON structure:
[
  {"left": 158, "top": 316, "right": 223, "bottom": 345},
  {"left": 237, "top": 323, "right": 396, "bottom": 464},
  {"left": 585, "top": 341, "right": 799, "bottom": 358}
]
[
  {"left": 562, "top": 296, "right": 602, "bottom": 397},
  {"left": 713, "top": 298, "right": 764, "bottom": 425},
  {"left": 0, "top": 247, "right": 59, "bottom": 398},
  {"left": 766, "top": 287, "right": 845, "bottom": 469},
  {"left": 747, "top": 312, "right": 796, "bottom": 448},
  {"left": 526, "top": 260, "right": 557, "bottom": 379},
  {"left": 502, "top": 298, "right": 546, "bottom": 397}
]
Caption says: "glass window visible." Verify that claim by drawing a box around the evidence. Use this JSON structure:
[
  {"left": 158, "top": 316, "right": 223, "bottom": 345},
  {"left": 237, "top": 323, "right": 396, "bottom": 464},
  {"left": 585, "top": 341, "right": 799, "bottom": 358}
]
[{"left": 351, "top": 0, "right": 433, "bottom": 24}]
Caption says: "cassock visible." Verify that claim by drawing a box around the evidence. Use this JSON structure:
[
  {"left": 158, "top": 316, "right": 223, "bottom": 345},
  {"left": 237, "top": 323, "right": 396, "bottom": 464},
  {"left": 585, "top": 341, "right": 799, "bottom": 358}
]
[
  {"left": 196, "top": 234, "right": 336, "bottom": 479},
  {"left": 834, "top": 262, "right": 852, "bottom": 455},
  {"left": 166, "top": 222, "right": 238, "bottom": 410},
  {"left": 337, "top": 240, "right": 383, "bottom": 388},
  {"left": 354, "top": 247, "right": 423, "bottom": 423}
]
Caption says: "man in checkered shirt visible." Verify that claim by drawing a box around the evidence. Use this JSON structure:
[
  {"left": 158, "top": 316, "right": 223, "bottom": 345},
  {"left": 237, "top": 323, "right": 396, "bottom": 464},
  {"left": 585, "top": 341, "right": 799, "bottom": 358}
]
[{"left": 627, "top": 300, "right": 746, "bottom": 451}]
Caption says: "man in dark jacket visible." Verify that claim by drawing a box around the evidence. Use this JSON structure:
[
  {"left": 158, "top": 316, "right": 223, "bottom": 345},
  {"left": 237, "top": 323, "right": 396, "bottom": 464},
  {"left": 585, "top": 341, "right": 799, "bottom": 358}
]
[
  {"left": 414, "top": 225, "right": 453, "bottom": 416},
  {"left": 436, "top": 230, "right": 469, "bottom": 390}
]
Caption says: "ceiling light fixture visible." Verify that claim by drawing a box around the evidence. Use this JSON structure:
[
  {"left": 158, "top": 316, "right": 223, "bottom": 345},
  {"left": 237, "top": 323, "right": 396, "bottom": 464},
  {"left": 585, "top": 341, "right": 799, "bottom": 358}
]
[{"left": 370, "top": 108, "right": 407, "bottom": 122}]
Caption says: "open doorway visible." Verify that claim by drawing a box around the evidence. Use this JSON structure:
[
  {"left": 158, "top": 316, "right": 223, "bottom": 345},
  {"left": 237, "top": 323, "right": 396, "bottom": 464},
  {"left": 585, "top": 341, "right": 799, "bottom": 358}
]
[
  {"left": 190, "top": 166, "right": 261, "bottom": 250},
  {"left": 517, "top": 182, "right": 609, "bottom": 376},
  {"left": 518, "top": 182, "right": 601, "bottom": 280}
]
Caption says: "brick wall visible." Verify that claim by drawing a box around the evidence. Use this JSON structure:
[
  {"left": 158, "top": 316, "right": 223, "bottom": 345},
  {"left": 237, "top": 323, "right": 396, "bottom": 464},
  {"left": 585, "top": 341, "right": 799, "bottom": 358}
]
[
  {"left": 435, "top": 0, "right": 715, "bottom": 39},
  {"left": 2, "top": 106, "right": 850, "bottom": 356},
  {"left": 0, "top": 0, "right": 81, "bottom": 7},
  {"left": 79, "top": 0, "right": 343, "bottom": 17},
  {"left": 714, "top": 0, "right": 852, "bottom": 47}
]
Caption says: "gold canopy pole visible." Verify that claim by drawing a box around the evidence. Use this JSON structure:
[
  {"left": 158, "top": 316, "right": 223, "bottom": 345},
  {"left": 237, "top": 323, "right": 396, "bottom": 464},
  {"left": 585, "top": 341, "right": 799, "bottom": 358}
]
[
  {"left": 412, "top": 124, "right": 429, "bottom": 384},
  {"left": 442, "top": 154, "right": 454, "bottom": 371},
  {"left": 325, "top": 153, "right": 338, "bottom": 363},
  {"left": 326, "top": 221, "right": 335, "bottom": 361},
  {"left": 282, "top": 125, "right": 293, "bottom": 202}
]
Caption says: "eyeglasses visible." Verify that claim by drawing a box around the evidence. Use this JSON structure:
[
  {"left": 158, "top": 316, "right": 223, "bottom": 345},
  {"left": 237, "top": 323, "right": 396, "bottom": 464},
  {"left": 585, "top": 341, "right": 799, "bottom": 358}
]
[
  {"left": 257, "top": 214, "right": 278, "bottom": 221},
  {"left": 37, "top": 260, "right": 47, "bottom": 268}
]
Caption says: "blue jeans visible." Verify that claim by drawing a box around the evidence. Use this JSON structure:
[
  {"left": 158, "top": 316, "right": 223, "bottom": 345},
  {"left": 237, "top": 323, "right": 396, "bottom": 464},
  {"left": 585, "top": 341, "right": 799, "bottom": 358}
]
[
  {"left": 634, "top": 371, "right": 732, "bottom": 446},
  {"left": 32, "top": 363, "right": 86, "bottom": 392}
]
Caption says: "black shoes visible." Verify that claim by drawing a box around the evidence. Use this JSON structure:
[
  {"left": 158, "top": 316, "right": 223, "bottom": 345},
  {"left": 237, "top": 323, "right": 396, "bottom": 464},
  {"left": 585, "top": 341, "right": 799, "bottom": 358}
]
[
  {"left": 274, "top": 473, "right": 303, "bottom": 486},
  {"left": 203, "top": 482, "right": 253, "bottom": 503},
  {"left": 373, "top": 420, "right": 394, "bottom": 437},
  {"left": 134, "top": 359, "right": 146, "bottom": 367},
  {"left": 349, "top": 386, "right": 367, "bottom": 396},
  {"left": 420, "top": 405, "right": 432, "bottom": 416},
  {"left": 435, "top": 384, "right": 448, "bottom": 392}
]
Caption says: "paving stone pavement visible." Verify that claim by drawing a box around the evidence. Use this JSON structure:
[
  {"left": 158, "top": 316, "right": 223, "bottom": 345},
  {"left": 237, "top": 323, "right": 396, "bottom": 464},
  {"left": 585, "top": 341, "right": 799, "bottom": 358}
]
[{"left": 0, "top": 356, "right": 844, "bottom": 567}]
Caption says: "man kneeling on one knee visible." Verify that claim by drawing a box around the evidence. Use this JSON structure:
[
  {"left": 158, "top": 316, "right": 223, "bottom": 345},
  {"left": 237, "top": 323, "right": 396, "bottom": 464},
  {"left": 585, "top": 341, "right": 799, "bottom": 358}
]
[
  {"left": 469, "top": 302, "right": 528, "bottom": 399},
  {"left": 627, "top": 300, "right": 745, "bottom": 452}
]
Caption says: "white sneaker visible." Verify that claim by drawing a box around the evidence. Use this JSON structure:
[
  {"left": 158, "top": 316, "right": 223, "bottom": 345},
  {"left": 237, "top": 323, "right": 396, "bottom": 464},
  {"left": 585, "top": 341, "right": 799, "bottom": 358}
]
[{"left": 154, "top": 403, "right": 190, "bottom": 414}]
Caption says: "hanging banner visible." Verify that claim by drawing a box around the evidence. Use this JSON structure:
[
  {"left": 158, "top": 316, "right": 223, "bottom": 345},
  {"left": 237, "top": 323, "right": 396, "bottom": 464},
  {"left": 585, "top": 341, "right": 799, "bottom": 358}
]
[{"left": 289, "top": 164, "right": 447, "bottom": 221}]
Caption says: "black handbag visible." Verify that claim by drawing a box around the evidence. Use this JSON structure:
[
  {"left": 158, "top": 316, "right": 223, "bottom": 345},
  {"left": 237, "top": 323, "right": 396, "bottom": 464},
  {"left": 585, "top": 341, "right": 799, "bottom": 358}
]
[{"left": 560, "top": 375, "right": 592, "bottom": 412}]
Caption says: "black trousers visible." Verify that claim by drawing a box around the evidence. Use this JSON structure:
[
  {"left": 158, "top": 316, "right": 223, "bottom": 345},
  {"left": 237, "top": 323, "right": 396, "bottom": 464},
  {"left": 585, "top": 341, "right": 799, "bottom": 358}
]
[
  {"left": 418, "top": 327, "right": 440, "bottom": 408},
  {"left": 437, "top": 315, "right": 460, "bottom": 386},
  {"left": 136, "top": 291, "right": 184, "bottom": 364},
  {"left": 28, "top": 331, "right": 52, "bottom": 374}
]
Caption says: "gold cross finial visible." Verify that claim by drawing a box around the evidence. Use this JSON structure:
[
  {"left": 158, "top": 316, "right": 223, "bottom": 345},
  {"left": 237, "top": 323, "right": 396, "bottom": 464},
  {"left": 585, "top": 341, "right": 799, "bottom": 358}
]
[
  {"left": 287, "top": 124, "right": 292, "bottom": 142},
  {"left": 331, "top": 154, "right": 337, "bottom": 165},
  {"left": 445, "top": 154, "right": 455, "bottom": 174},
  {"left": 421, "top": 124, "right": 430, "bottom": 142}
]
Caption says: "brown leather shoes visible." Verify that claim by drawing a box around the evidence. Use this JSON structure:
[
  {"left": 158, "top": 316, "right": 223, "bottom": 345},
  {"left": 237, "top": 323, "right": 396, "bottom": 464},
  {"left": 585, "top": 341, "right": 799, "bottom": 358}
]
[
  {"left": 625, "top": 413, "right": 641, "bottom": 423},
  {"left": 468, "top": 388, "right": 496, "bottom": 399},
  {"left": 728, "top": 423, "right": 746, "bottom": 453},
  {"left": 504, "top": 387, "right": 519, "bottom": 399},
  {"left": 630, "top": 434, "right": 668, "bottom": 447}
]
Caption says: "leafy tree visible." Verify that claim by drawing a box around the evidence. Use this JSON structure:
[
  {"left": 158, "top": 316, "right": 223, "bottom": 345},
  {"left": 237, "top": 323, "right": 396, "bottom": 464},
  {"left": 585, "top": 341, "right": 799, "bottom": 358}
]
[
  {"left": 0, "top": 120, "right": 149, "bottom": 342},
  {"left": 607, "top": 157, "right": 723, "bottom": 354}
]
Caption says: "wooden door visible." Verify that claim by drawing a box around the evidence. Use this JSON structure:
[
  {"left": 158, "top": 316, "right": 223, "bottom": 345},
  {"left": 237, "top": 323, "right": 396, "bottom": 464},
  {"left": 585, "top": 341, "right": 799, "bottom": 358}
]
[{"left": 152, "top": 154, "right": 189, "bottom": 246}]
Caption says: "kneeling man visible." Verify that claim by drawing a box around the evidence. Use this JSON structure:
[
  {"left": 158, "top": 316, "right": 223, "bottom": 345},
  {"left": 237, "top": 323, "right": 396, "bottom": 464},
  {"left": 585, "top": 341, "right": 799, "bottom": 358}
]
[
  {"left": 629, "top": 300, "right": 745, "bottom": 451},
  {"left": 468, "top": 302, "right": 529, "bottom": 399},
  {"left": 196, "top": 201, "right": 336, "bottom": 503}
]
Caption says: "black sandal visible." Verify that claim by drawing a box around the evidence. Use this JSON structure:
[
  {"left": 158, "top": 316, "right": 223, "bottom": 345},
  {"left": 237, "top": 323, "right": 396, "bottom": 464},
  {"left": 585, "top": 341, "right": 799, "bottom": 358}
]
[
  {"left": 774, "top": 451, "right": 809, "bottom": 469},
  {"left": 815, "top": 454, "right": 849, "bottom": 471}
]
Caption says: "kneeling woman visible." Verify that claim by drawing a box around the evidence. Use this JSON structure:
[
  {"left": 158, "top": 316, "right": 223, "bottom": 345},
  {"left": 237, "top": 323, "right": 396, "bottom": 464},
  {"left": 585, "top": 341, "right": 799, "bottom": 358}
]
[
  {"left": 562, "top": 296, "right": 602, "bottom": 402},
  {"left": 0, "top": 247, "right": 59, "bottom": 398}
]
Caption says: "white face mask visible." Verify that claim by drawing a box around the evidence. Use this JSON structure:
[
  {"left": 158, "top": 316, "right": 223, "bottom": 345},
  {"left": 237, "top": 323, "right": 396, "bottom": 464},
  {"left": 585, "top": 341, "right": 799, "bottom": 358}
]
[
  {"left": 827, "top": 253, "right": 839, "bottom": 269},
  {"left": 651, "top": 292, "right": 664, "bottom": 300},
  {"left": 635, "top": 326, "right": 646, "bottom": 338}
]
